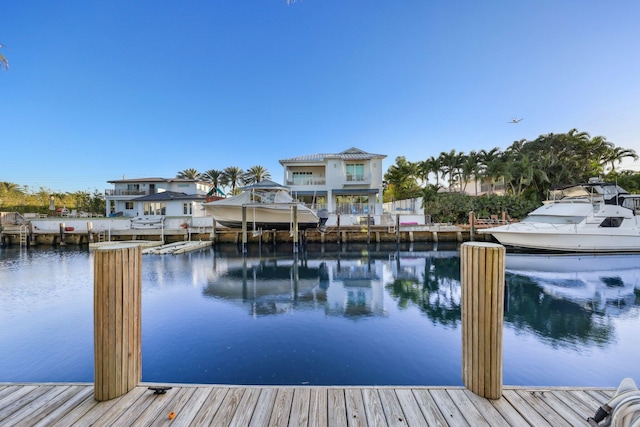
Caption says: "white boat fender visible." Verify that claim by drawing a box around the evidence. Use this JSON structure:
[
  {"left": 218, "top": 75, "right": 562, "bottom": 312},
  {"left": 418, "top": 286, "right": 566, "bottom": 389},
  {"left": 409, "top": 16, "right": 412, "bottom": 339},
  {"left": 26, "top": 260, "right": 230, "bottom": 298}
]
[{"left": 588, "top": 378, "right": 640, "bottom": 426}]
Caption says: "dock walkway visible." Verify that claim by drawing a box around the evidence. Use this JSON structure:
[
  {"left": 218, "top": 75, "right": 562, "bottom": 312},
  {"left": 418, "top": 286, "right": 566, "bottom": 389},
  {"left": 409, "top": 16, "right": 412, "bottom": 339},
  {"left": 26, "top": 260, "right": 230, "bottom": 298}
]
[{"left": 0, "top": 383, "right": 612, "bottom": 426}]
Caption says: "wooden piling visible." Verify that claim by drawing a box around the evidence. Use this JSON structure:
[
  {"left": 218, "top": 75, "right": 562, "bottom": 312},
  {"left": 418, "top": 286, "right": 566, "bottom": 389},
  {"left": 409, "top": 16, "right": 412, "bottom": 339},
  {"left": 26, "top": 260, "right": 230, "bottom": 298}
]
[
  {"left": 293, "top": 205, "right": 299, "bottom": 253},
  {"left": 241, "top": 206, "right": 247, "bottom": 254},
  {"left": 469, "top": 211, "right": 475, "bottom": 241},
  {"left": 460, "top": 242, "right": 505, "bottom": 399},
  {"left": 59, "top": 222, "right": 66, "bottom": 246},
  {"left": 87, "top": 221, "right": 94, "bottom": 243},
  {"left": 93, "top": 245, "right": 142, "bottom": 401}
]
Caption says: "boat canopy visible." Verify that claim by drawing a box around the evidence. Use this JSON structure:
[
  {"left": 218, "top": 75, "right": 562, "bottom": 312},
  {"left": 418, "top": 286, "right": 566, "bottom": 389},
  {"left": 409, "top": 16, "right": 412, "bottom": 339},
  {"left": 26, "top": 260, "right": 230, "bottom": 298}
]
[{"left": 203, "top": 189, "right": 297, "bottom": 207}]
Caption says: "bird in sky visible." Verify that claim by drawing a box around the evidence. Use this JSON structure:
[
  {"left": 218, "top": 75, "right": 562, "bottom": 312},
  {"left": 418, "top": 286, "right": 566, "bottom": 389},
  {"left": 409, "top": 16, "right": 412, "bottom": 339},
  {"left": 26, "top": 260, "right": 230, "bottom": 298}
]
[{"left": 509, "top": 117, "right": 523, "bottom": 123}]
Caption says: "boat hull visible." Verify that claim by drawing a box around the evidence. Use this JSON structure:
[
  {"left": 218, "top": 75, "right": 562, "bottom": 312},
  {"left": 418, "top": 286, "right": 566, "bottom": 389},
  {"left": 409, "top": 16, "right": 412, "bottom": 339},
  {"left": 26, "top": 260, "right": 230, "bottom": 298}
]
[
  {"left": 209, "top": 204, "right": 319, "bottom": 230},
  {"left": 485, "top": 225, "right": 640, "bottom": 252}
]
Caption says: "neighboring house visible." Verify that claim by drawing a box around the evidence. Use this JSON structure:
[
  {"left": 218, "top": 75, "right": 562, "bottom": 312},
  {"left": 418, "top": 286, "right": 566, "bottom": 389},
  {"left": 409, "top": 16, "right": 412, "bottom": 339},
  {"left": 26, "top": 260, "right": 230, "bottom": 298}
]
[
  {"left": 456, "top": 177, "right": 507, "bottom": 196},
  {"left": 279, "top": 147, "right": 387, "bottom": 217},
  {"left": 105, "top": 178, "right": 212, "bottom": 218}
]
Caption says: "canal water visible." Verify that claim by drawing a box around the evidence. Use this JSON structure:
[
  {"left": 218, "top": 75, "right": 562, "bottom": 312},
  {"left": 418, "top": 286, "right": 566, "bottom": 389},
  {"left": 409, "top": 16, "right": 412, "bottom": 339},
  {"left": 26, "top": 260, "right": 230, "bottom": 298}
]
[{"left": 1, "top": 243, "right": 639, "bottom": 387}]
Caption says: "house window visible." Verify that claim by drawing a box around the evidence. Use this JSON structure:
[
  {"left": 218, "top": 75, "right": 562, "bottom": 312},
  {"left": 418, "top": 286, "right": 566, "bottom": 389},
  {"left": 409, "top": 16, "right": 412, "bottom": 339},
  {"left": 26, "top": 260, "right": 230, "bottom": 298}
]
[
  {"left": 293, "top": 172, "right": 313, "bottom": 185},
  {"left": 183, "top": 202, "right": 192, "bottom": 215},
  {"left": 346, "top": 164, "right": 364, "bottom": 181},
  {"left": 125, "top": 202, "right": 134, "bottom": 210},
  {"left": 143, "top": 202, "right": 166, "bottom": 216}
]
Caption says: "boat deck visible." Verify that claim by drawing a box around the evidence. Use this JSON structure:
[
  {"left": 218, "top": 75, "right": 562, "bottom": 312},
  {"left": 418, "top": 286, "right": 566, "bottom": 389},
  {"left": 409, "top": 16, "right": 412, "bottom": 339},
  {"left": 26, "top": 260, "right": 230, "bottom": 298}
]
[{"left": 0, "top": 383, "right": 613, "bottom": 426}]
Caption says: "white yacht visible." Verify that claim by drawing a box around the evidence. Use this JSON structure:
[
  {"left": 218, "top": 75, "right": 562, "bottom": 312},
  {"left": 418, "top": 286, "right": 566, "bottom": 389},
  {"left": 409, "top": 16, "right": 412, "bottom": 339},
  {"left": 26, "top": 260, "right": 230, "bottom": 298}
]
[{"left": 480, "top": 179, "right": 640, "bottom": 252}]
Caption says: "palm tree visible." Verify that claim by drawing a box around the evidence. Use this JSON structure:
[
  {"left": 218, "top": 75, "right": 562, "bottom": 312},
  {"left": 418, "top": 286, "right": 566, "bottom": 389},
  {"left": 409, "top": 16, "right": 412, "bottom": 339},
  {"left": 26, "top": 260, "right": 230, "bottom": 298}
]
[
  {"left": 201, "top": 169, "right": 224, "bottom": 196},
  {"left": 414, "top": 159, "right": 432, "bottom": 188},
  {"left": 459, "top": 151, "right": 480, "bottom": 194},
  {"left": 425, "top": 155, "right": 441, "bottom": 186},
  {"left": 0, "top": 43, "right": 8, "bottom": 70},
  {"left": 438, "top": 150, "right": 461, "bottom": 191},
  {"left": 383, "top": 156, "right": 420, "bottom": 200},
  {"left": 0, "top": 181, "right": 24, "bottom": 196},
  {"left": 176, "top": 168, "right": 202, "bottom": 179},
  {"left": 479, "top": 148, "right": 505, "bottom": 194},
  {"left": 603, "top": 146, "right": 638, "bottom": 174},
  {"left": 221, "top": 166, "right": 245, "bottom": 195},
  {"left": 244, "top": 165, "right": 271, "bottom": 185}
]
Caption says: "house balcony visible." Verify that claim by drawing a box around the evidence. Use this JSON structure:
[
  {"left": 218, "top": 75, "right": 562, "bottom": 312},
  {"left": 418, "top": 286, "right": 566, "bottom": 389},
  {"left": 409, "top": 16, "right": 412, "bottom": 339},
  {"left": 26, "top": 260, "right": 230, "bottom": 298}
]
[
  {"left": 285, "top": 178, "right": 326, "bottom": 186},
  {"left": 342, "top": 174, "right": 371, "bottom": 186},
  {"left": 105, "top": 189, "right": 148, "bottom": 197}
]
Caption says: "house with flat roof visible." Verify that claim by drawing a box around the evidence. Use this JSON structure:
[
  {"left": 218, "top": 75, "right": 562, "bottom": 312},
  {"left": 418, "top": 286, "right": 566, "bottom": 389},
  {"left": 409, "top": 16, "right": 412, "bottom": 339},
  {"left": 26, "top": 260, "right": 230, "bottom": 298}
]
[
  {"left": 279, "top": 147, "right": 387, "bottom": 223},
  {"left": 104, "top": 177, "right": 212, "bottom": 218}
]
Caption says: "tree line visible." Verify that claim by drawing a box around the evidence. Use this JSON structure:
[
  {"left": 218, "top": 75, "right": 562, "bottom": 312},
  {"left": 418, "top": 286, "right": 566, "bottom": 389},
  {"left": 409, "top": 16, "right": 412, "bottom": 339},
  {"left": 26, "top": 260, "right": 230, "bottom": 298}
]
[
  {"left": 0, "top": 183, "right": 105, "bottom": 216},
  {"left": 385, "top": 128, "right": 639, "bottom": 201}
]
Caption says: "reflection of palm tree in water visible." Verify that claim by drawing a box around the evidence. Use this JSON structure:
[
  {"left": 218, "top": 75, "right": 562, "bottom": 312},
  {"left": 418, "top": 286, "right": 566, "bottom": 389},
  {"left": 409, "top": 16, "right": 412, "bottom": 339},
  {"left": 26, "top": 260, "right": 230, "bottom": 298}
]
[
  {"left": 386, "top": 257, "right": 618, "bottom": 348},
  {"left": 387, "top": 256, "right": 462, "bottom": 327},
  {"left": 504, "top": 274, "right": 613, "bottom": 348}
]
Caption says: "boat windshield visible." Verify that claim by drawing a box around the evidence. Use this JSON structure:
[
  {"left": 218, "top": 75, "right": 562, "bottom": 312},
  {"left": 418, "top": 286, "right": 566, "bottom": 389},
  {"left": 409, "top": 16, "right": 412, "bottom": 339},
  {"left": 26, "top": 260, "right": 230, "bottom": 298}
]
[
  {"left": 547, "top": 183, "right": 628, "bottom": 202},
  {"left": 548, "top": 186, "right": 590, "bottom": 200},
  {"left": 522, "top": 215, "right": 586, "bottom": 224}
]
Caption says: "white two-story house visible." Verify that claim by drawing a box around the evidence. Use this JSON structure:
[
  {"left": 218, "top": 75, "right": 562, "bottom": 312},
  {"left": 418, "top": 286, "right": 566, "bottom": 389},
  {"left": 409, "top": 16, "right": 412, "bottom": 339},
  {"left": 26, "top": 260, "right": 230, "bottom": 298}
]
[
  {"left": 104, "top": 177, "right": 212, "bottom": 218},
  {"left": 279, "top": 147, "right": 387, "bottom": 221}
]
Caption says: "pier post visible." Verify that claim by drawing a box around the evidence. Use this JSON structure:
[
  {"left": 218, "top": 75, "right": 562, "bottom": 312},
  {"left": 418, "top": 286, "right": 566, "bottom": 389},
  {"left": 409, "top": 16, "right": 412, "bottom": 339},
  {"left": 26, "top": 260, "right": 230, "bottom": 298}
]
[
  {"left": 93, "top": 245, "right": 142, "bottom": 401},
  {"left": 469, "top": 211, "right": 475, "bottom": 241},
  {"left": 461, "top": 242, "right": 505, "bottom": 399},
  {"left": 293, "top": 205, "right": 298, "bottom": 254},
  {"left": 336, "top": 214, "right": 341, "bottom": 245},
  {"left": 28, "top": 222, "right": 35, "bottom": 247},
  {"left": 87, "top": 222, "right": 94, "bottom": 243},
  {"left": 59, "top": 222, "right": 66, "bottom": 246},
  {"left": 241, "top": 206, "right": 247, "bottom": 254}
]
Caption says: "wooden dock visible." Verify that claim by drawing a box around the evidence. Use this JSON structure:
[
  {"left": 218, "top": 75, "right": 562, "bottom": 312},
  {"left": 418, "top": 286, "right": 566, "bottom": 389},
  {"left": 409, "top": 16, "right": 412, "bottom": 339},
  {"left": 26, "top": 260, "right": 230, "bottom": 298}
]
[{"left": 0, "top": 383, "right": 612, "bottom": 426}]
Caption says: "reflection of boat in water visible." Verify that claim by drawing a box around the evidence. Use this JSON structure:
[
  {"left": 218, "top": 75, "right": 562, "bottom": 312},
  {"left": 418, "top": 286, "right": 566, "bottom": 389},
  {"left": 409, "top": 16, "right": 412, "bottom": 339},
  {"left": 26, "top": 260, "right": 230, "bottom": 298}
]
[
  {"left": 480, "top": 180, "right": 640, "bottom": 252},
  {"left": 202, "top": 180, "right": 320, "bottom": 230},
  {"left": 506, "top": 253, "right": 640, "bottom": 313}
]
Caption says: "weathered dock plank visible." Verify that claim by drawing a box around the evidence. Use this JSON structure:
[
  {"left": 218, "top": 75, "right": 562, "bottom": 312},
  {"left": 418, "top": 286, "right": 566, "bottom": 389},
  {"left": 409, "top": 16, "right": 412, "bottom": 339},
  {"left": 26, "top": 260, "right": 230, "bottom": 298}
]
[
  {"left": 0, "top": 383, "right": 614, "bottom": 427},
  {"left": 250, "top": 388, "right": 278, "bottom": 427},
  {"left": 307, "top": 388, "right": 328, "bottom": 427},
  {"left": 410, "top": 389, "right": 448, "bottom": 426},
  {"left": 361, "top": 388, "right": 387, "bottom": 426},
  {"left": 344, "top": 388, "right": 367, "bottom": 426}
]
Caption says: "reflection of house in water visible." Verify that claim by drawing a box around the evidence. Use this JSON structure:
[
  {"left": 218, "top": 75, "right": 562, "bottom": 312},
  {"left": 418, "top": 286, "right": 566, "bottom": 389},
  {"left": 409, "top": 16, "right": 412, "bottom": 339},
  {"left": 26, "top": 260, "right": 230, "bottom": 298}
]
[
  {"left": 324, "top": 259, "right": 385, "bottom": 317},
  {"left": 202, "top": 256, "right": 387, "bottom": 317}
]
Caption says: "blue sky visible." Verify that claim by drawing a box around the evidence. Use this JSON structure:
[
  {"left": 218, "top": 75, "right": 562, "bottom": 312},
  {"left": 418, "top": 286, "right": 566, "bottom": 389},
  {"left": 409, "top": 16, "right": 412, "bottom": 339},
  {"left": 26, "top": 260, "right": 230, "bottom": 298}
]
[{"left": 2, "top": 1, "right": 640, "bottom": 193}]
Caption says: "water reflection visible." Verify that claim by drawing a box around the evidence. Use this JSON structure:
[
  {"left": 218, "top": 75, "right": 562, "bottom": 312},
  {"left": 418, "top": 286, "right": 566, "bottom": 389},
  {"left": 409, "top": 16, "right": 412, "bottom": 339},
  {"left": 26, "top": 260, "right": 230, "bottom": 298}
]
[
  {"left": 203, "top": 252, "right": 386, "bottom": 317},
  {"left": 382, "top": 250, "right": 640, "bottom": 348},
  {"left": 506, "top": 254, "right": 640, "bottom": 315},
  {"left": 1, "top": 244, "right": 639, "bottom": 386}
]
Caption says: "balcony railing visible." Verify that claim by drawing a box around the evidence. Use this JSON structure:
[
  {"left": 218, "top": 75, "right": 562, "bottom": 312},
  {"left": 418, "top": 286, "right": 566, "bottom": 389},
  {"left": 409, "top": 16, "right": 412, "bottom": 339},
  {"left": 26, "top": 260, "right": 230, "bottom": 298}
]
[
  {"left": 105, "top": 189, "right": 148, "bottom": 196},
  {"left": 286, "top": 178, "right": 326, "bottom": 186},
  {"left": 344, "top": 174, "right": 371, "bottom": 184},
  {"left": 335, "top": 203, "right": 376, "bottom": 215}
]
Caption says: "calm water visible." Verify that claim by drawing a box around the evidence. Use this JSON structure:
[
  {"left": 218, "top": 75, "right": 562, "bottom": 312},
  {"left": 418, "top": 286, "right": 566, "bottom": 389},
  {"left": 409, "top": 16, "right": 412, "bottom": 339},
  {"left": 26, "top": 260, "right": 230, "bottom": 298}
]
[{"left": 1, "top": 243, "right": 639, "bottom": 387}]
